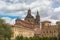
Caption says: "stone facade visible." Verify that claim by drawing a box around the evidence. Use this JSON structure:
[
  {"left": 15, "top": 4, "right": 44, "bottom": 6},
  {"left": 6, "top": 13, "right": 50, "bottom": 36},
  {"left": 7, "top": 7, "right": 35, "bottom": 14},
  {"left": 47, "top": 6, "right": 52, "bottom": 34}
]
[
  {"left": 11, "top": 9, "right": 59, "bottom": 39},
  {"left": 11, "top": 25, "right": 34, "bottom": 39}
]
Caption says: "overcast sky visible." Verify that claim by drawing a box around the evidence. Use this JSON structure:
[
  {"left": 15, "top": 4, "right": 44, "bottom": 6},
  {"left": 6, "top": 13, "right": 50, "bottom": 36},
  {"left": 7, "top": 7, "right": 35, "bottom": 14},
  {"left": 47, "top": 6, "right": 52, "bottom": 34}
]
[{"left": 0, "top": 0, "right": 60, "bottom": 25}]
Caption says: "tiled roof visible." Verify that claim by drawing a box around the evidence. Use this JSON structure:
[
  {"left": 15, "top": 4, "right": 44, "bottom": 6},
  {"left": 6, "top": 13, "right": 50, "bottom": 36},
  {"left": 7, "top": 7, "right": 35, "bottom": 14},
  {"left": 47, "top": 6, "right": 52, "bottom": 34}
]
[
  {"left": 41, "top": 21, "right": 51, "bottom": 23},
  {"left": 15, "top": 19, "right": 34, "bottom": 29}
]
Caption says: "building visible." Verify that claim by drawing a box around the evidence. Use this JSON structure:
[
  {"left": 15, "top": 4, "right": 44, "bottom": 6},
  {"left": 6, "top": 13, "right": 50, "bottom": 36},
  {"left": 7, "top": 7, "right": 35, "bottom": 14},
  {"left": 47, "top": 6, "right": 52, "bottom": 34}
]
[{"left": 11, "top": 9, "right": 59, "bottom": 39}]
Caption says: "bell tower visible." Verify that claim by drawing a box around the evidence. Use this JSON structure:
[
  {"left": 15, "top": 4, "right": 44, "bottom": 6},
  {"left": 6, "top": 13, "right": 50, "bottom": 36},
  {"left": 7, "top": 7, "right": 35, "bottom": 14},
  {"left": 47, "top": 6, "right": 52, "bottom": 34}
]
[
  {"left": 25, "top": 9, "right": 34, "bottom": 24},
  {"left": 27, "top": 8, "right": 31, "bottom": 16},
  {"left": 35, "top": 11, "right": 40, "bottom": 28}
]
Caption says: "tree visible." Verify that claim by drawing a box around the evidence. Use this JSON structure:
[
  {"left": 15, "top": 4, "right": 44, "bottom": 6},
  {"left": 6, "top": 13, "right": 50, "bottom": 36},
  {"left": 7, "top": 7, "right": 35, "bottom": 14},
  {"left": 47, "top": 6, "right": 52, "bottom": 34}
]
[
  {"left": 24, "top": 37, "right": 29, "bottom": 40},
  {"left": 15, "top": 36, "right": 20, "bottom": 40},
  {"left": 0, "top": 18, "right": 13, "bottom": 40}
]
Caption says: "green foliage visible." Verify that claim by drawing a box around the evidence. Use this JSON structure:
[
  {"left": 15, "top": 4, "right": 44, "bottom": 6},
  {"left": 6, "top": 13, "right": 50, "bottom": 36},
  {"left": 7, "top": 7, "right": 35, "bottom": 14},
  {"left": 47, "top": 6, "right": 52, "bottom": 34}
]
[
  {"left": 15, "top": 36, "right": 24, "bottom": 40},
  {"left": 15, "top": 36, "right": 57, "bottom": 40},
  {"left": 0, "top": 18, "right": 13, "bottom": 40},
  {"left": 15, "top": 36, "right": 21, "bottom": 40}
]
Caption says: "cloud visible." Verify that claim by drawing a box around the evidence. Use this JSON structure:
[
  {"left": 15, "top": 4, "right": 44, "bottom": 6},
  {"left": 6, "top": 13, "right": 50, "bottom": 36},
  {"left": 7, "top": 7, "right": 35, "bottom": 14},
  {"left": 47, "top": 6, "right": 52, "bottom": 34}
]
[
  {"left": 0, "top": 0, "right": 52, "bottom": 13},
  {"left": 54, "top": 7, "right": 60, "bottom": 12},
  {"left": 1, "top": 17, "right": 16, "bottom": 25},
  {"left": 0, "top": 0, "right": 60, "bottom": 24},
  {"left": 50, "top": 7, "right": 60, "bottom": 20},
  {"left": 0, "top": 0, "right": 53, "bottom": 17},
  {"left": 51, "top": 0, "right": 60, "bottom": 2},
  {"left": 41, "top": 16, "right": 60, "bottom": 25}
]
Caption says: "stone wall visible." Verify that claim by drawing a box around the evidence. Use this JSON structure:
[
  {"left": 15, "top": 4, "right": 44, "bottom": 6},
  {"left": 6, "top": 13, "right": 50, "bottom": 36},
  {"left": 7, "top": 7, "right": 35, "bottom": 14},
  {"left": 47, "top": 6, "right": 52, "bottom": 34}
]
[{"left": 12, "top": 25, "right": 34, "bottom": 39}]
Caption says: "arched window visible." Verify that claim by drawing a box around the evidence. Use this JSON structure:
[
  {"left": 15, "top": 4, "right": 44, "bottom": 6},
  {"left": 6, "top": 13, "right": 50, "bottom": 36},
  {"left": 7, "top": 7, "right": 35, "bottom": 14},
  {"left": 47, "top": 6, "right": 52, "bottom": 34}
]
[
  {"left": 43, "top": 31, "right": 45, "bottom": 33},
  {"left": 54, "top": 30, "right": 56, "bottom": 33},
  {"left": 50, "top": 31, "right": 52, "bottom": 33},
  {"left": 47, "top": 31, "right": 48, "bottom": 33}
]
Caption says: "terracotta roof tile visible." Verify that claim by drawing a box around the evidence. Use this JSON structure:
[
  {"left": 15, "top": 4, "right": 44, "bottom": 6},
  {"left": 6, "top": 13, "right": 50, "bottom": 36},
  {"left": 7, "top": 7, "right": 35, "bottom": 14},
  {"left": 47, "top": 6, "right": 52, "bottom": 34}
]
[{"left": 41, "top": 21, "right": 51, "bottom": 23}]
